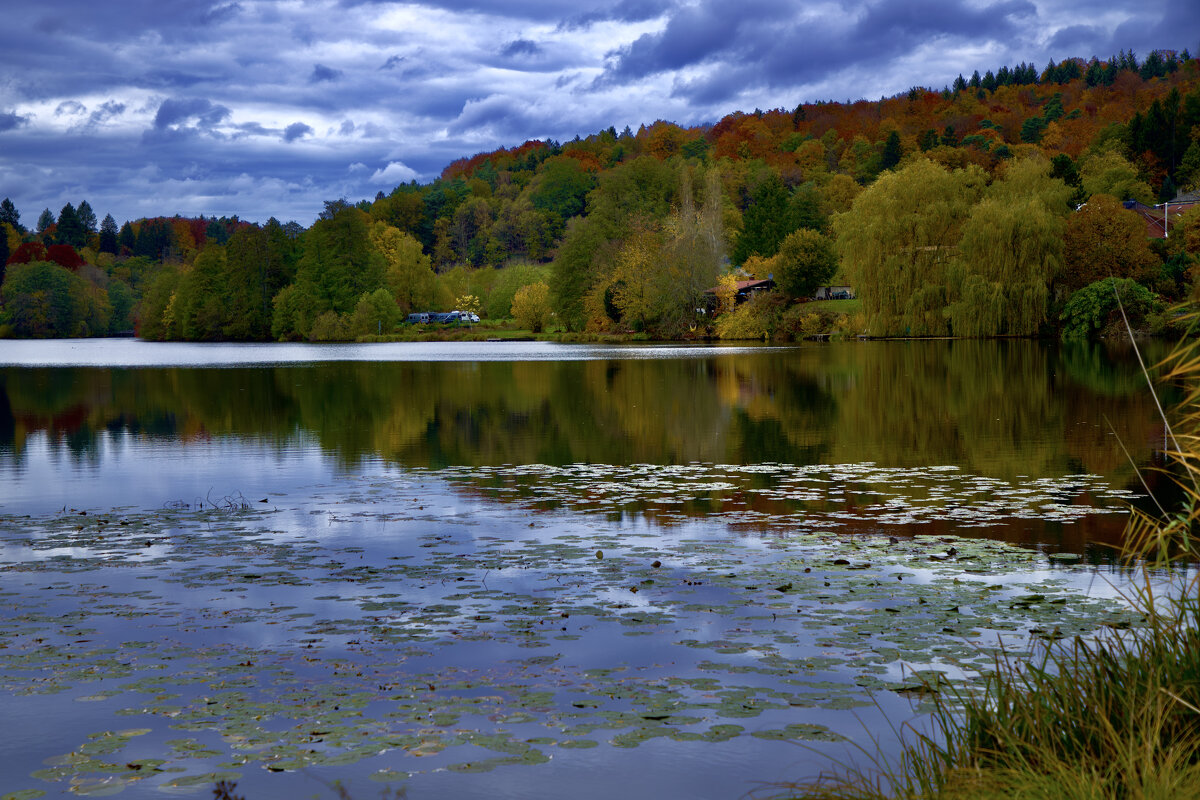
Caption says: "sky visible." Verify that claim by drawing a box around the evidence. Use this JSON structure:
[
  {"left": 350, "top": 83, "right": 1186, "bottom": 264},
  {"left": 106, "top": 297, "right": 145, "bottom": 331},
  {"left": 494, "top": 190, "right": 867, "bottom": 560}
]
[{"left": 0, "top": 0, "right": 1196, "bottom": 228}]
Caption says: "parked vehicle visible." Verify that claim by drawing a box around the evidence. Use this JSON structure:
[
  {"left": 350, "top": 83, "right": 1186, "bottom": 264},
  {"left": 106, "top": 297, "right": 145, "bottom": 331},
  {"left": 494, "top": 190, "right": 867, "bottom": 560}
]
[{"left": 405, "top": 310, "right": 478, "bottom": 324}]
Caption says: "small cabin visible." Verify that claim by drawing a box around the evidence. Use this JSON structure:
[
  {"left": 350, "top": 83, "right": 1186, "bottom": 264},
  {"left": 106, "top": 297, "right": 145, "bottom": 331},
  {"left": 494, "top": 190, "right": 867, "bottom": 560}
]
[{"left": 702, "top": 278, "right": 776, "bottom": 309}]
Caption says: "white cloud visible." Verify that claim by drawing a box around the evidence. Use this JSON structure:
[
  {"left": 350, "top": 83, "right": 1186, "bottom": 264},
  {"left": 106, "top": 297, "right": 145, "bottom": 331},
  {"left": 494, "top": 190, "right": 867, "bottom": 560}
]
[{"left": 369, "top": 161, "right": 419, "bottom": 184}]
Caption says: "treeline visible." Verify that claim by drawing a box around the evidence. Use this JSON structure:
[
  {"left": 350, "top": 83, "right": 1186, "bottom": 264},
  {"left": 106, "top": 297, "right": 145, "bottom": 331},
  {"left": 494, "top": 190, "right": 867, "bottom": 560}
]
[{"left": 2, "top": 48, "right": 1200, "bottom": 341}]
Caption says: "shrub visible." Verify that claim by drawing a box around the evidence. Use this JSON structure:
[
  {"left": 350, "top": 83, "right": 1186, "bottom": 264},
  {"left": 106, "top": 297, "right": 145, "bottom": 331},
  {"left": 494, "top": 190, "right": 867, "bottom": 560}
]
[
  {"left": 715, "top": 293, "right": 783, "bottom": 340},
  {"left": 1059, "top": 277, "right": 1161, "bottom": 339}
]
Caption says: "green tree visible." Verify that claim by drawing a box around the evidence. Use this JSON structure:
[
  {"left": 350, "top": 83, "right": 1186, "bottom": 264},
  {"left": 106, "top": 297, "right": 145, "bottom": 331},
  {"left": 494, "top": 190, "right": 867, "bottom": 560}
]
[
  {"left": 551, "top": 216, "right": 610, "bottom": 331},
  {"left": 106, "top": 279, "right": 136, "bottom": 334},
  {"left": 55, "top": 203, "right": 86, "bottom": 248},
  {"left": 349, "top": 287, "right": 400, "bottom": 337},
  {"left": 175, "top": 244, "right": 230, "bottom": 340},
  {"left": 220, "top": 225, "right": 285, "bottom": 340},
  {"left": 1059, "top": 277, "right": 1160, "bottom": 338},
  {"left": 134, "top": 218, "right": 177, "bottom": 260},
  {"left": 1020, "top": 115, "right": 1047, "bottom": 144},
  {"left": 880, "top": 130, "right": 903, "bottom": 171},
  {"left": 732, "top": 174, "right": 795, "bottom": 264},
  {"left": 293, "top": 207, "right": 385, "bottom": 318},
  {"left": 36, "top": 208, "right": 54, "bottom": 236},
  {"left": 774, "top": 229, "right": 837, "bottom": 299},
  {"left": 370, "top": 222, "right": 438, "bottom": 313},
  {"left": 118, "top": 222, "right": 136, "bottom": 253},
  {"left": 133, "top": 266, "right": 179, "bottom": 340},
  {"left": 1079, "top": 149, "right": 1154, "bottom": 204},
  {"left": 529, "top": 156, "right": 595, "bottom": 236},
  {"left": 834, "top": 158, "right": 986, "bottom": 336},
  {"left": 950, "top": 157, "right": 1072, "bottom": 336},
  {"left": 76, "top": 201, "right": 97, "bottom": 237},
  {"left": 271, "top": 277, "right": 323, "bottom": 341},
  {"left": 487, "top": 262, "right": 551, "bottom": 319},
  {"left": 607, "top": 226, "right": 672, "bottom": 331},
  {"left": 1, "top": 261, "right": 88, "bottom": 337}
]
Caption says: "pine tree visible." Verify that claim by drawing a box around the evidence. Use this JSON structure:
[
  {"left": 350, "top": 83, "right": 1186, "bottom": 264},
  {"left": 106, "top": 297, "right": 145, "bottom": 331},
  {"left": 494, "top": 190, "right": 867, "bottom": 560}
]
[
  {"left": 118, "top": 221, "right": 136, "bottom": 252},
  {"left": 76, "top": 200, "right": 97, "bottom": 235},
  {"left": 56, "top": 203, "right": 86, "bottom": 248},
  {"left": 99, "top": 214, "right": 119, "bottom": 254},
  {"left": 880, "top": 130, "right": 903, "bottom": 170},
  {"left": 0, "top": 198, "right": 22, "bottom": 233}
]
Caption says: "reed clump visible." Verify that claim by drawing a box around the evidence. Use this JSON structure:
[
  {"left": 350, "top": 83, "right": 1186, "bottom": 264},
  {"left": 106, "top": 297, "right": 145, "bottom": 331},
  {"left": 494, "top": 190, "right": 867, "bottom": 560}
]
[{"left": 778, "top": 313, "right": 1200, "bottom": 800}]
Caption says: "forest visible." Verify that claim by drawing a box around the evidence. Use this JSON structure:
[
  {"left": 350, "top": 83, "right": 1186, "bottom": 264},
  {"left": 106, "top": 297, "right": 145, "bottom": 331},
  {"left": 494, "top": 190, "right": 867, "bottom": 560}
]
[{"left": 2, "top": 48, "right": 1200, "bottom": 342}]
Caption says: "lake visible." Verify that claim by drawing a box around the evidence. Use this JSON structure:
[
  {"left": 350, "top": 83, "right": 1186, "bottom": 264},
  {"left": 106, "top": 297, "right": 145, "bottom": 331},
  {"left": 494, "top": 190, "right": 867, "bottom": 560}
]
[{"left": 0, "top": 338, "right": 1168, "bottom": 799}]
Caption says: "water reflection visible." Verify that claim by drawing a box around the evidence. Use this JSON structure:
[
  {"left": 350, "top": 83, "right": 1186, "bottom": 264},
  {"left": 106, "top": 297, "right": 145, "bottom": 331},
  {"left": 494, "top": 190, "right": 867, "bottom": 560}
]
[{"left": 0, "top": 340, "right": 1171, "bottom": 541}]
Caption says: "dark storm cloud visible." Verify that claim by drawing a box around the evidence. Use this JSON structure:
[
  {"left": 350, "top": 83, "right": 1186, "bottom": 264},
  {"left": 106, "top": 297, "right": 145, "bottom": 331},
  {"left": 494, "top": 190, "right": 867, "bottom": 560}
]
[
  {"left": 284, "top": 122, "right": 315, "bottom": 142},
  {"left": 26, "top": 0, "right": 244, "bottom": 44},
  {"left": 310, "top": 64, "right": 343, "bottom": 84},
  {"left": 501, "top": 39, "right": 542, "bottom": 58},
  {"left": 380, "top": 55, "right": 405, "bottom": 70},
  {"left": 235, "top": 122, "right": 272, "bottom": 138},
  {"left": 154, "top": 98, "right": 231, "bottom": 130},
  {"left": 449, "top": 96, "right": 542, "bottom": 139},
  {"left": 600, "top": 0, "right": 1040, "bottom": 104},
  {"left": 140, "top": 70, "right": 216, "bottom": 90},
  {"left": 1110, "top": 3, "right": 1200, "bottom": 58},
  {"left": 1047, "top": 24, "right": 1107, "bottom": 55},
  {"left": 90, "top": 102, "right": 126, "bottom": 124},
  {"left": 600, "top": 0, "right": 787, "bottom": 82},
  {"left": 340, "top": 0, "right": 592, "bottom": 20},
  {"left": 0, "top": 111, "right": 31, "bottom": 132},
  {"left": 561, "top": 0, "right": 672, "bottom": 30}
]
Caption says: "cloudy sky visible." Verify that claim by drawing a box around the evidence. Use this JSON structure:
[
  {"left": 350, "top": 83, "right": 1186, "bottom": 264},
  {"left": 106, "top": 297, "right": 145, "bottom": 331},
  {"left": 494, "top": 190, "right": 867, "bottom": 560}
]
[{"left": 0, "top": 0, "right": 1195, "bottom": 227}]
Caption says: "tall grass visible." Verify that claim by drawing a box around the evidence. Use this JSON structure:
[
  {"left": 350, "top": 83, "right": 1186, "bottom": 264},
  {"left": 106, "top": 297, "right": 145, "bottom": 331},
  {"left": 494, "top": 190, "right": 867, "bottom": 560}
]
[{"left": 777, "top": 312, "right": 1200, "bottom": 800}]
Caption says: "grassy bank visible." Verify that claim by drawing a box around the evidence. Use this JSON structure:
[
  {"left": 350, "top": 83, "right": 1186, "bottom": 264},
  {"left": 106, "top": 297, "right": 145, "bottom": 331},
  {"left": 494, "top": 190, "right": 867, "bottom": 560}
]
[{"left": 777, "top": 311, "right": 1200, "bottom": 800}]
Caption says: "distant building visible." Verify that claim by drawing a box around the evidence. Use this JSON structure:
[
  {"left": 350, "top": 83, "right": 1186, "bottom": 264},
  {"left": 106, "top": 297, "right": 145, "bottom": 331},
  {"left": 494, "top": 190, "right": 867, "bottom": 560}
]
[
  {"left": 701, "top": 277, "right": 775, "bottom": 314},
  {"left": 814, "top": 286, "right": 856, "bottom": 300},
  {"left": 1122, "top": 198, "right": 1200, "bottom": 239}
]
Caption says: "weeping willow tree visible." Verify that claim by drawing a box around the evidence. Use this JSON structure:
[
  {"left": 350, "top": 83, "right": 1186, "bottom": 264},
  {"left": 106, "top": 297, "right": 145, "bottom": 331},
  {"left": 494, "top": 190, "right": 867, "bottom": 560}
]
[
  {"left": 834, "top": 158, "right": 986, "bottom": 336},
  {"left": 949, "top": 156, "right": 1073, "bottom": 336}
]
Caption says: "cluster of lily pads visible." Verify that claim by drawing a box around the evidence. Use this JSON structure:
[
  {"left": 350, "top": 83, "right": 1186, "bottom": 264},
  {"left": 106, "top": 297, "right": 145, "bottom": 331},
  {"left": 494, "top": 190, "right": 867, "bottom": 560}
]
[
  {"left": 438, "top": 461, "right": 1137, "bottom": 528},
  {"left": 0, "top": 462, "right": 1142, "bottom": 798}
]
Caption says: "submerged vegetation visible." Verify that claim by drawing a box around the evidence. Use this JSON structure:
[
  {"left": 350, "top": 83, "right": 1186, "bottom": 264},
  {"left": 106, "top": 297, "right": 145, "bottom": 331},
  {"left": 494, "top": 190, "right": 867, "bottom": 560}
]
[
  {"left": 775, "top": 314, "right": 1200, "bottom": 799},
  {"left": 3, "top": 50, "right": 1200, "bottom": 341}
]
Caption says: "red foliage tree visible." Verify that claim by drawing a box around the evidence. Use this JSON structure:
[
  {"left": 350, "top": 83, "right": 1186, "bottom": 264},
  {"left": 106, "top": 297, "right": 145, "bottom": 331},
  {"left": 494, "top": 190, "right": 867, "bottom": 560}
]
[
  {"left": 46, "top": 244, "right": 85, "bottom": 270},
  {"left": 6, "top": 241, "right": 47, "bottom": 265}
]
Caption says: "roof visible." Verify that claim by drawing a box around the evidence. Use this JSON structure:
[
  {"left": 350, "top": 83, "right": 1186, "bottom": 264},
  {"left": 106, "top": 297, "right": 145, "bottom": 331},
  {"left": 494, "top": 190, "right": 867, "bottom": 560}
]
[
  {"left": 704, "top": 278, "right": 774, "bottom": 295},
  {"left": 1127, "top": 199, "right": 1200, "bottom": 238}
]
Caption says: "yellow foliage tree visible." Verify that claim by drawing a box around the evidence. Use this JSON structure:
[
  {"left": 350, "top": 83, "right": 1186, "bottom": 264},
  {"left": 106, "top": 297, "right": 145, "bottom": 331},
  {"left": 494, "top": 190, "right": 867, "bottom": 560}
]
[{"left": 511, "top": 281, "right": 553, "bottom": 332}]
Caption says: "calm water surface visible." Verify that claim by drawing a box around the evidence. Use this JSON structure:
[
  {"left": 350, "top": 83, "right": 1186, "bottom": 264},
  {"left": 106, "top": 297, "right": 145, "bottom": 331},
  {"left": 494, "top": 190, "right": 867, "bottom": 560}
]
[{"left": 0, "top": 338, "right": 1167, "bottom": 798}]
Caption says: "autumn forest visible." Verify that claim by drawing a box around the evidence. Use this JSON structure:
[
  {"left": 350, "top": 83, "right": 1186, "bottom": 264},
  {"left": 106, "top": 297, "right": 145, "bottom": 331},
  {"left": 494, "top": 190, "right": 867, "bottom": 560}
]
[{"left": 3, "top": 48, "right": 1200, "bottom": 342}]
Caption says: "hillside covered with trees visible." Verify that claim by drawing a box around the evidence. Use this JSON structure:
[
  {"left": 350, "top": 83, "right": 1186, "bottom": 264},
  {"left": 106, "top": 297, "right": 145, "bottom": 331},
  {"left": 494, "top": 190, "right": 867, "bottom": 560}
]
[{"left": 3, "top": 48, "right": 1200, "bottom": 341}]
